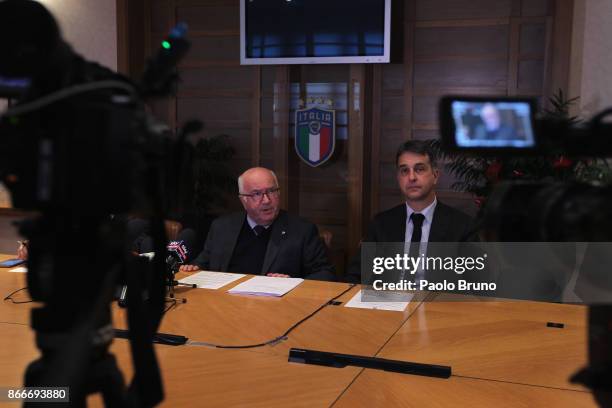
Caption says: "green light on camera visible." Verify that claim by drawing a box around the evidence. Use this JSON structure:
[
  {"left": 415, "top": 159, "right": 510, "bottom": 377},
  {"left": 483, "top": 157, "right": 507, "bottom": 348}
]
[{"left": 162, "top": 41, "right": 171, "bottom": 49}]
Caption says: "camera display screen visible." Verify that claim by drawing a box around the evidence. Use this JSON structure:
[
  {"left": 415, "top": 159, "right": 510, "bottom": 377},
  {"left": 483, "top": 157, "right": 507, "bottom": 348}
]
[
  {"left": 0, "top": 75, "right": 31, "bottom": 99},
  {"left": 450, "top": 101, "right": 535, "bottom": 148}
]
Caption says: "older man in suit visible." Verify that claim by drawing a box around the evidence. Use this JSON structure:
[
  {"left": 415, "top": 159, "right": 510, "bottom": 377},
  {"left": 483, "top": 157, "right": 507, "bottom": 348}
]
[
  {"left": 346, "top": 140, "right": 476, "bottom": 283},
  {"left": 472, "top": 103, "right": 518, "bottom": 141},
  {"left": 180, "top": 167, "right": 335, "bottom": 281}
]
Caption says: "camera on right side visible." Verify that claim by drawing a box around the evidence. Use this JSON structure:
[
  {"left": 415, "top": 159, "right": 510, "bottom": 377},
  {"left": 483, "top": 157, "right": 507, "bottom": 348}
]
[{"left": 439, "top": 95, "right": 612, "bottom": 405}]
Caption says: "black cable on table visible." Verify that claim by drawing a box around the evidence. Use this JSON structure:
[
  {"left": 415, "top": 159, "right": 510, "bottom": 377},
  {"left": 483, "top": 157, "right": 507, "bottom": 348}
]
[
  {"left": 189, "top": 284, "right": 357, "bottom": 349},
  {"left": 3, "top": 287, "right": 32, "bottom": 304}
]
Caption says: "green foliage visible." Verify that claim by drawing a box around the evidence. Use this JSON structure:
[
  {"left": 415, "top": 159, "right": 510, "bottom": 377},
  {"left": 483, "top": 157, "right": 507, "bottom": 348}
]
[
  {"left": 193, "top": 134, "right": 236, "bottom": 214},
  {"left": 439, "top": 90, "right": 611, "bottom": 201},
  {"left": 543, "top": 89, "right": 580, "bottom": 123},
  {"left": 574, "top": 158, "right": 612, "bottom": 186}
]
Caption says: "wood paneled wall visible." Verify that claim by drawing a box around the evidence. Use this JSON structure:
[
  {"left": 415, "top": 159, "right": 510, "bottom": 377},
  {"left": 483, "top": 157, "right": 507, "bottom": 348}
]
[
  {"left": 120, "top": 0, "right": 572, "bottom": 274},
  {"left": 374, "top": 0, "right": 564, "bottom": 219}
]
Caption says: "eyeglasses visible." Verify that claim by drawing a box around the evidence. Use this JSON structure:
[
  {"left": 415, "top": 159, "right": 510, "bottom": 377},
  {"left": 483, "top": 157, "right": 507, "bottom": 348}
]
[{"left": 239, "top": 187, "right": 280, "bottom": 202}]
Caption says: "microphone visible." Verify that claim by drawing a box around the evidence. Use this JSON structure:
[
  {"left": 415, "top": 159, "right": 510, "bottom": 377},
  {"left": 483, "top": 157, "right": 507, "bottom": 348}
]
[
  {"left": 119, "top": 228, "right": 198, "bottom": 306},
  {"left": 166, "top": 241, "right": 186, "bottom": 273},
  {"left": 165, "top": 228, "right": 198, "bottom": 298},
  {"left": 166, "top": 241, "right": 188, "bottom": 263},
  {"left": 165, "top": 228, "right": 198, "bottom": 272}
]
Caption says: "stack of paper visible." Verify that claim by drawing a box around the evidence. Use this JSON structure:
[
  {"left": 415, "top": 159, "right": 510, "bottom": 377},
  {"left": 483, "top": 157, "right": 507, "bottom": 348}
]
[
  {"left": 344, "top": 290, "right": 412, "bottom": 312},
  {"left": 228, "top": 276, "right": 304, "bottom": 297},
  {"left": 178, "top": 271, "right": 245, "bottom": 289}
]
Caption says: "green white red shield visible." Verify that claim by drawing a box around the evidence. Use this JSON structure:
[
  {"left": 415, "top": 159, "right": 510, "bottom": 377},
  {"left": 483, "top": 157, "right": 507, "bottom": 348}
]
[{"left": 295, "top": 107, "right": 335, "bottom": 167}]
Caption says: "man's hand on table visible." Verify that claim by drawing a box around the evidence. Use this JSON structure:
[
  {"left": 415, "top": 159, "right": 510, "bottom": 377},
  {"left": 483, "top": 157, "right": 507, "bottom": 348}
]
[
  {"left": 177, "top": 265, "right": 289, "bottom": 277},
  {"left": 179, "top": 264, "right": 200, "bottom": 272}
]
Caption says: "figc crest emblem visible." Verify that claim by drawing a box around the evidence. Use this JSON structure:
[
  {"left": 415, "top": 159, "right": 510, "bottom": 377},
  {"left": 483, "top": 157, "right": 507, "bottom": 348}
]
[{"left": 295, "top": 107, "right": 335, "bottom": 167}]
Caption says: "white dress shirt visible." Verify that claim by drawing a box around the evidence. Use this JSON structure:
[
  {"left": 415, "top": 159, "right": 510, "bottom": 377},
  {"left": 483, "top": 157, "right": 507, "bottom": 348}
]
[{"left": 246, "top": 215, "right": 271, "bottom": 235}]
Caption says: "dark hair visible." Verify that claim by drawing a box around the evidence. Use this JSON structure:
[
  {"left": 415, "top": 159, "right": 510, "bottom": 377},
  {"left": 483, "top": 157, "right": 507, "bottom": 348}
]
[{"left": 395, "top": 140, "right": 438, "bottom": 168}]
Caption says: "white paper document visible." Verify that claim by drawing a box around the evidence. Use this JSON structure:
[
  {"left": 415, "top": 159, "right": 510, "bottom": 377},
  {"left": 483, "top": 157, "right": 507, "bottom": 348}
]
[
  {"left": 344, "top": 290, "right": 412, "bottom": 312},
  {"left": 8, "top": 266, "right": 28, "bottom": 273},
  {"left": 178, "top": 271, "right": 245, "bottom": 289},
  {"left": 228, "top": 276, "right": 304, "bottom": 297}
]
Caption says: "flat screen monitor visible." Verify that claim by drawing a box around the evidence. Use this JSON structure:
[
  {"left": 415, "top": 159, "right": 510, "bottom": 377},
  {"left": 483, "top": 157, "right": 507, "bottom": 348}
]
[
  {"left": 439, "top": 96, "right": 538, "bottom": 153},
  {"left": 240, "top": 0, "right": 391, "bottom": 65}
]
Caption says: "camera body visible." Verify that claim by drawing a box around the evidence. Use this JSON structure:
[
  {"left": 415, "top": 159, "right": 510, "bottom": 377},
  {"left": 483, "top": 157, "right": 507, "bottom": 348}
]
[
  {"left": 438, "top": 95, "right": 612, "bottom": 242},
  {"left": 439, "top": 95, "right": 612, "bottom": 156},
  {"left": 0, "top": 1, "right": 192, "bottom": 404},
  {"left": 439, "top": 95, "right": 612, "bottom": 396}
]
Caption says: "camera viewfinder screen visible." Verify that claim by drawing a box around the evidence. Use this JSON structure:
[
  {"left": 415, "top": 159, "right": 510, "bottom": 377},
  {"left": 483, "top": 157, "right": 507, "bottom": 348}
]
[{"left": 451, "top": 101, "right": 535, "bottom": 148}]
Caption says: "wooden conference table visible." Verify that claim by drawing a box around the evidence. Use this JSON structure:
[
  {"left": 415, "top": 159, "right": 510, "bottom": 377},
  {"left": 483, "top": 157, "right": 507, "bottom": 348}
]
[{"left": 0, "top": 254, "right": 597, "bottom": 407}]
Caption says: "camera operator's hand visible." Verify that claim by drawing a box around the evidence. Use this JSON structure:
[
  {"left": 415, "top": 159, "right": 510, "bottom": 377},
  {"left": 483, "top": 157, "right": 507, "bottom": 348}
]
[
  {"left": 179, "top": 264, "right": 200, "bottom": 272},
  {"left": 17, "top": 241, "right": 28, "bottom": 260}
]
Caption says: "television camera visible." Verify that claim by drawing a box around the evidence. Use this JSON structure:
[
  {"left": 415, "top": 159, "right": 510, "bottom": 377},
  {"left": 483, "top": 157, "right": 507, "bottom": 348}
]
[
  {"left": 0, "top": 0, "right": 196, "bottom": 406},
  {"left": 440, "top": 95, "right": 612, "bottom": 405}
]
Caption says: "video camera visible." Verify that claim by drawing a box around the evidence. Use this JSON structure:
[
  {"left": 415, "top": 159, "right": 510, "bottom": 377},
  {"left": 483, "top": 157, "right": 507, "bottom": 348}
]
[
  {"left": 0, "top": 0, "right": 195, "bottom": 406},
  {"left": 438, "top": 95, "right": 612, "bottom": 242},
  {"left": 439, "top": 95, "right": 612, "bottom": 156},
  {"left": 439, "top": 95, "right": 612, "bottom": 402}
]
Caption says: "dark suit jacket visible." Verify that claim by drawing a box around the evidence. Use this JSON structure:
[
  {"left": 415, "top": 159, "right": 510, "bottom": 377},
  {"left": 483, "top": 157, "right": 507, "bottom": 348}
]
[
  {"left": 191, "top": 210, "right": 335, "bottom": 281},
  {"left": 345, "top": 201, "right": 476, "bottom": 283},
  {"left": 473, "top": 124, "right": 518, "bottom": 140}
]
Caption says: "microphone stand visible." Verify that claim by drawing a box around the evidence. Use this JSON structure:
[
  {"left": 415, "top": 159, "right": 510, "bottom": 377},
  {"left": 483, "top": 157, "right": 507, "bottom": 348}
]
[{"left": 165, "top": 257, "right": 195, "bottom": 304}]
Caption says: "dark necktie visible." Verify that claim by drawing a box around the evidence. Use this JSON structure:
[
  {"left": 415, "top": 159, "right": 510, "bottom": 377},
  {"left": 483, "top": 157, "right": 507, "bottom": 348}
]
[
  {"left": 409, "top": 213, "right": 425, "bottom": 259},
  {"left": 253, "top": 225, "right": 266, "bottom": 236}
]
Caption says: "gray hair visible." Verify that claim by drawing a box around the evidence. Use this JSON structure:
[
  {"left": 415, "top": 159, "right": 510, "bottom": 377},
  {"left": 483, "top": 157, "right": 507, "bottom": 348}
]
[{"left": 237, "top": 168, "right": 279, "bottom": 194}]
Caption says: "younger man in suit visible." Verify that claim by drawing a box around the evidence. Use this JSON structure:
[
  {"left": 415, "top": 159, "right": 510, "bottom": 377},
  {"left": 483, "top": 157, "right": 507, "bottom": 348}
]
[
  {"left": 346, "top": 140, "right": 475, "bottom": 283},
  {"left": 180, "top": 167, "right": 335, "bottom": 281}
]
